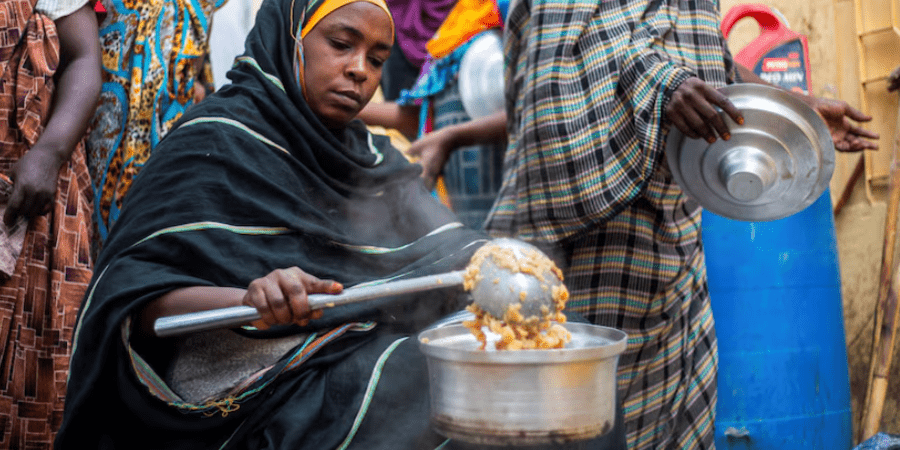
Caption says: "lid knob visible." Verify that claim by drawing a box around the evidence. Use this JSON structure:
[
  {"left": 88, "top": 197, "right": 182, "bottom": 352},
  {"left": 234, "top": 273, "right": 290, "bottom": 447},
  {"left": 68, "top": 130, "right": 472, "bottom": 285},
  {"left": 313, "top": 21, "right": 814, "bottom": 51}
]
[{"left": 719, "top": 147, "right": 778, "bottom": 202}]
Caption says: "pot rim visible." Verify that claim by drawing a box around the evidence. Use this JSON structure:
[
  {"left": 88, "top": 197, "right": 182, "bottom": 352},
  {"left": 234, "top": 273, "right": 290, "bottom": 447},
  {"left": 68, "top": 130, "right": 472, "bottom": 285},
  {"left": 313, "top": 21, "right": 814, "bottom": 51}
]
[{"left": 417, "top": 322, "right": 627, "bottom": 364}]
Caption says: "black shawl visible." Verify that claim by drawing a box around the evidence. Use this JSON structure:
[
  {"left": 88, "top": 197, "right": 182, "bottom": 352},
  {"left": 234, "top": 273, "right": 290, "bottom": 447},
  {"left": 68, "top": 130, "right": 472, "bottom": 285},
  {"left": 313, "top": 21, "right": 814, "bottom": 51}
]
[{"left": 56, "top": 0, "right": 487, "bottom": 448}]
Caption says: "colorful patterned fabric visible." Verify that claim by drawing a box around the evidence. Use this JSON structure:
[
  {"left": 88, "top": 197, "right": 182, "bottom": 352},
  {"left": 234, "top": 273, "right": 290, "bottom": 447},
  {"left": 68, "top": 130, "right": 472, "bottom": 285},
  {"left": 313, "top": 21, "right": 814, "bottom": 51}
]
[
  {"left": 86, "top": 0, "right": 227, "bottom": 254},
  {"left": 0, "top": 0, "right": 93, "bottom": 448},
  {"left": 560, "top": 170, "right": 716, "bottom": 450},
  {"left": 488, "top": 0, "right": 736, "bottom": 448},
  {"left": 396, "top": 37, "right": 474, "bottom": 136},
  {"left": 425, "top": 0, "right": 501, "bottom": 60},
  {"left": 488, "top": 0, "right": 735, "bottom": 242}
]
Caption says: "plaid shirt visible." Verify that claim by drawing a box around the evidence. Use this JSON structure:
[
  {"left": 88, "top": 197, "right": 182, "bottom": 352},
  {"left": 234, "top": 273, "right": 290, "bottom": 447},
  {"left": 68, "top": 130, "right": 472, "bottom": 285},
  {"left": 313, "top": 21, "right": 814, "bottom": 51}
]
[
  {"left": 487, "top": 0, "right": 735, "bottom": 242},
  {"left": 488, "top": 1, "right": 736, "bottom": 448}
]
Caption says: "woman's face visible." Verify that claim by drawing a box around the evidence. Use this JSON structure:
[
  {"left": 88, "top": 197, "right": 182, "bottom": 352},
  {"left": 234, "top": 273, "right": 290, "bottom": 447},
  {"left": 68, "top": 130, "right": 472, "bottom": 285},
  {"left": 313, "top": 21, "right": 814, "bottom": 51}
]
[{"left": 302, "top": 2, "right": 393, "bottom": 129}]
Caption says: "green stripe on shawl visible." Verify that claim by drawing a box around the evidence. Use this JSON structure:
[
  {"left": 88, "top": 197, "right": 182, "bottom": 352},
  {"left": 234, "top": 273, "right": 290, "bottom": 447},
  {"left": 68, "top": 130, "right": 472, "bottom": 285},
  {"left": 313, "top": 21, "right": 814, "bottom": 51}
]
[
  {"left": 336, "top": 337, "right": 408, "bottom": 449},
  {"left": 58, "top": 0, "right": 488, "bottom": 447}
]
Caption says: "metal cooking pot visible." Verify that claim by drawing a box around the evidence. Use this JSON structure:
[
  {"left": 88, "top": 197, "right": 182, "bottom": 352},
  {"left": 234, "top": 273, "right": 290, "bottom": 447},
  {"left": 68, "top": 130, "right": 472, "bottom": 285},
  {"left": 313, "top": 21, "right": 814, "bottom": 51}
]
[
  {"left": 418, "top": 322, "right": 627, "bottom": 446},
  {"left": 665, "top": 83, "right": 834, "bottom": 222}
]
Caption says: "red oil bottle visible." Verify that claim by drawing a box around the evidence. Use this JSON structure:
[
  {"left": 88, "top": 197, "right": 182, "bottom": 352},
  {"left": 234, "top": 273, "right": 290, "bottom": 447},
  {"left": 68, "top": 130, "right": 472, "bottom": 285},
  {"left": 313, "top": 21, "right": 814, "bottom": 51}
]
[{"left": 721, "top": 3, "right": 813, "bottom": 94}]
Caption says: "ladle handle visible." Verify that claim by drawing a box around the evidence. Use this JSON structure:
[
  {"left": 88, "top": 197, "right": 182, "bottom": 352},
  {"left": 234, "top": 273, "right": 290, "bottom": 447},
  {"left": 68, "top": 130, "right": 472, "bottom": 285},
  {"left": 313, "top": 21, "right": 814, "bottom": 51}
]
[{"left": 153, "top": 271, "right": 467, "bottom": 337}]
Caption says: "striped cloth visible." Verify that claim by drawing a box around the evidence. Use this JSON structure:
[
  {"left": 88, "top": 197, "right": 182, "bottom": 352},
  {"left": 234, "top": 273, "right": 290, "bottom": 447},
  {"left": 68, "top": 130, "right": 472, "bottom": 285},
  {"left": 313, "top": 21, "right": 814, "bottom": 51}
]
[{"left": 487, "top": 0, "right": 736, "bottom": 448}]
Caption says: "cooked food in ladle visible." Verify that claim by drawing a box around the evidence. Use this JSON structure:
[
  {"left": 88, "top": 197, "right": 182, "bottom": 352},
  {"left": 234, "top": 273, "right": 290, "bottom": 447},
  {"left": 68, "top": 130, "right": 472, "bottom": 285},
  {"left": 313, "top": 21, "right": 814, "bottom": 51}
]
[{"left": 462, "top": 240, "right": 571, "bottom": 350}]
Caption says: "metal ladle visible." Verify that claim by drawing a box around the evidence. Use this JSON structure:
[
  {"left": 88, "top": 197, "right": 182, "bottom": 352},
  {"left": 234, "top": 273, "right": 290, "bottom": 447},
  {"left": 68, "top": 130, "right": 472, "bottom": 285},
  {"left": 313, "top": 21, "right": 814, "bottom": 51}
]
[{"left": 153, "top": 238, "right": 563, "bottom": 337}]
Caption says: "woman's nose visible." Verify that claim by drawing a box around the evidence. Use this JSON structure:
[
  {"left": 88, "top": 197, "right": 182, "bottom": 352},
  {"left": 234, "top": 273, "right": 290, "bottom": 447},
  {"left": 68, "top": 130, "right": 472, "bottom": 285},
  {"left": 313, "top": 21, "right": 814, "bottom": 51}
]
[{"left": 346, "top": 53, "right": 368, "bottom": 82}]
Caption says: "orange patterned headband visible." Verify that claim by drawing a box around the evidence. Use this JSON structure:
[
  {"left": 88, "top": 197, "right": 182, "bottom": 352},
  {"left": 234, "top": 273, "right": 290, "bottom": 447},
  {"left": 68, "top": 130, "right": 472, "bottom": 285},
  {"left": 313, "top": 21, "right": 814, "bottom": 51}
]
[{"left": 300, "top": 0, "right": 394, "bottom": 39}]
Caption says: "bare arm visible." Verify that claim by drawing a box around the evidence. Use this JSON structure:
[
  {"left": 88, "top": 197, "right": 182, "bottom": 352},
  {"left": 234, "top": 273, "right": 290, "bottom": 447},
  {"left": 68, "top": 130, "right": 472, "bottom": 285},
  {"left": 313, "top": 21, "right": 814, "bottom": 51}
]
[
  {"left": 4, "top": 4, "right": 101, "bottom": 226},
  {"left": 736, "top": 63, "right": 878, "bottom": 152},
  {"left": 407, "top": 110, "right": 507, "bottom": 189},
  {"left": 356, "top": 102, "right": 421, "bottom": 140},
  {"left": 135, "top": 268, "right": 342, "bottom": 339},
  {"left": 430, "top": 110, "right": 508, "bottom": 148},
  {"left": 136, "top": 286, "right": 248, "bottom": 338},
  {"left": 735, "top": 63, "right": 765, "bottom": 85}
]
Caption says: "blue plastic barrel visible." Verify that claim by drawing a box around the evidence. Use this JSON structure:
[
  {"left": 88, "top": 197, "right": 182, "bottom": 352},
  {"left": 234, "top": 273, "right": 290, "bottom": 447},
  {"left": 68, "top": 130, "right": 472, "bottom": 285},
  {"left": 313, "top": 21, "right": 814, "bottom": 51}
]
[{"left": 702, "top": 191, "right": 852, "bottom": 449}]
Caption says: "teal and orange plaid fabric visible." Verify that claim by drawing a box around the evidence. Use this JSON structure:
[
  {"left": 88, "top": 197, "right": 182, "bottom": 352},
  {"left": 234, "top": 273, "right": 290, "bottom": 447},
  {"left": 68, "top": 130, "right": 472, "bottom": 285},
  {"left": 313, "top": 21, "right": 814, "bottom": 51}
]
[
  {"left": 488, "top": 1, "right": 736, "bottom": 448},
  {"left": 487, "top": 0, "right": 735, "bottom": 242}
]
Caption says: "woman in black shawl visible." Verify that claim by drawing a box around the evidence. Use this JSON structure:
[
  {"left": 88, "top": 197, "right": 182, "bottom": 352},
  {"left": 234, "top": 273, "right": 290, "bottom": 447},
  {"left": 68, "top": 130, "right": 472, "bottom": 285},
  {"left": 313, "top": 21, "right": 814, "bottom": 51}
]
[{"left": 55, "top": 0, "right": 489, "bottom": 448}]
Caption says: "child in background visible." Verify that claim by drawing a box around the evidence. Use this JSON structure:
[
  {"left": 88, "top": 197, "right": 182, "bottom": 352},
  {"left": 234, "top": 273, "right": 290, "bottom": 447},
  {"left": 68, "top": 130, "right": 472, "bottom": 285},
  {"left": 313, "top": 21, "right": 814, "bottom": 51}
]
[{"left": 359, "top": 0, "right": 508, "bottom": 229}]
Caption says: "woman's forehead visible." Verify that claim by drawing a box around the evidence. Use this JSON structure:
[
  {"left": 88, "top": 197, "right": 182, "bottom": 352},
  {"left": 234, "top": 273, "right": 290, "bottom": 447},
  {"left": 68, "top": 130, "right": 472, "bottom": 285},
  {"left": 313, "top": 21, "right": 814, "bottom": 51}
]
[{"left": 313, "top": 2, "right": 393, "bottom": 45}]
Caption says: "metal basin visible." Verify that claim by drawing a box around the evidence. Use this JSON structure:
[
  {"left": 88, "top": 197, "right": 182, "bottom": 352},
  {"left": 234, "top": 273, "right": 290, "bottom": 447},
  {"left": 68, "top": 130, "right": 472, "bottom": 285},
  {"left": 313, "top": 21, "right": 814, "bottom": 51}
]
[
  {"left": 665, "top": 83, "right": 834, "bottom": 221},
  {"left": 417, "top": 322, "right": 627, "bottom": 446}
]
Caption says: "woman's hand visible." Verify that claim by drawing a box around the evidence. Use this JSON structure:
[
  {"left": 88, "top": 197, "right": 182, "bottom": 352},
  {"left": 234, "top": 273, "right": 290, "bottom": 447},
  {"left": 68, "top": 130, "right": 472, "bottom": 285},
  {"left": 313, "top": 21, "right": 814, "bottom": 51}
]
[
  {"left": 802, "top": 97, "right": 879, "bottom": 152},
  {"left": 406, "top": 111, "right": 507, "bottom": 190},
  {"left": 888, "top": 65, "right": 900, "bottom": 93},
  {"left": 3, "top": 147, "right": 64, "bottom": 227},
  {"left": 243, "top": 267, "right": 341, "bottom": 329},
  {"left": 665, "top": 76, "right": 744, "bottom": 143},
  {"left": 2, "top": 4, "right": 102, "bottom": 228},
  {"left": 407, "top": 128, "right": 456, "bottom": 190}
]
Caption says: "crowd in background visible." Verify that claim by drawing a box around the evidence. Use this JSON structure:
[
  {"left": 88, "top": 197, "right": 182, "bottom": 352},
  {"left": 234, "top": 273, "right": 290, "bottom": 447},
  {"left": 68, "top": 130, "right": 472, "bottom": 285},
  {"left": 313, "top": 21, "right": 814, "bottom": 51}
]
[{"left": 0, "top": 0, "right": 891, "bottom": 449}]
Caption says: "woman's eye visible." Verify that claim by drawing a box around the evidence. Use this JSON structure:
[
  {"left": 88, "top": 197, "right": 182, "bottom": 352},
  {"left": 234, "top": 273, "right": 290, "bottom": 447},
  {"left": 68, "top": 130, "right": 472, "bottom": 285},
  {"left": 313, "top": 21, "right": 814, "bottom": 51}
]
[
  {"left": 329, "top": 39, "right": 350, "bottom": 50},
  {"left": 369, "top": 57, "right": 385, "bottom": 68}
]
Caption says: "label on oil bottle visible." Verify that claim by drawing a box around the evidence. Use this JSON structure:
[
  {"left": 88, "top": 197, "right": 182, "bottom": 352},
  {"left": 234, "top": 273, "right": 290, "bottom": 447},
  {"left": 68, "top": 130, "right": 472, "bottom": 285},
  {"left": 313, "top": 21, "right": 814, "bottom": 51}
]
[{"left": 752, "top": 38, "right": 809, "bottom": 95}]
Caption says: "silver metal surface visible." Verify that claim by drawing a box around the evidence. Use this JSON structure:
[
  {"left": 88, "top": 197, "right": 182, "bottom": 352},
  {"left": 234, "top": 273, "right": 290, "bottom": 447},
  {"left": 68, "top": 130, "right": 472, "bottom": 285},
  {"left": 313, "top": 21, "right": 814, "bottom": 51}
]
[
  {"left": 422, "top": 310, "right": 477, "bottom": 331},
  {"left": 665, "top": 83, "right": 834, "bottom": 221},
  {"left": 418, "top": 322, "right": 627, "bottom": 446},
  {"left": 154, "top": 238, "right": 562, "bottom": 338},
  {"left": 458, "top": 30, "right": 504, "bottom": 120},
  {"left": 469, "top": 238, "right": 564, "bottom": 319},
  {"left": 154, "top": 271, "right": 466, "bottom": 337}
]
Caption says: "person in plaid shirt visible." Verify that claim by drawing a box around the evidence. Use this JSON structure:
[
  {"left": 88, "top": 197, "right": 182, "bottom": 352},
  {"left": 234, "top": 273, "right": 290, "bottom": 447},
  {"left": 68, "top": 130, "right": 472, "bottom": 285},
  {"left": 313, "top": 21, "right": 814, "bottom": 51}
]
[{"left": 488, "top": 0, "right": 877, "bottom": 448}]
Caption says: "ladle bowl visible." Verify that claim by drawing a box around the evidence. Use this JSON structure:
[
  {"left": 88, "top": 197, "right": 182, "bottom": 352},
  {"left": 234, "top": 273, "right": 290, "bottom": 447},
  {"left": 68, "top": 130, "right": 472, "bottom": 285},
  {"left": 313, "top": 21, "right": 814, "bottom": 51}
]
[
  {"left": 153, "top": 238, "right": 564, "bottom": 337},
  {"left": 468, "top": 238, "right": 564, "bottom": 318}
]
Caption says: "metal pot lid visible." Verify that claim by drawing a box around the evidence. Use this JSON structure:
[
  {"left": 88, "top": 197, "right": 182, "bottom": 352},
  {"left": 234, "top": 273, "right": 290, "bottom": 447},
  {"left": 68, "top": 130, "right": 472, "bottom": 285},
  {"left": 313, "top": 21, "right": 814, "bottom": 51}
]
[
  {"left": 458, "top": 30, "right": 504, "bottom": 120},
  {"left": 665, "top": 83, "right": 834, "bottom": 222}
]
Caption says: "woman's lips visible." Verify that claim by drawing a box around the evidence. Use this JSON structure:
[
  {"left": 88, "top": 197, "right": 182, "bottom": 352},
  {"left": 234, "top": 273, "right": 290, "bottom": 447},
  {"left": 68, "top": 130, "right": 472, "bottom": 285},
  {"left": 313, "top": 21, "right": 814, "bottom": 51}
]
[{"left": 332, "top": 90, "right": 362, "bottom": 108}]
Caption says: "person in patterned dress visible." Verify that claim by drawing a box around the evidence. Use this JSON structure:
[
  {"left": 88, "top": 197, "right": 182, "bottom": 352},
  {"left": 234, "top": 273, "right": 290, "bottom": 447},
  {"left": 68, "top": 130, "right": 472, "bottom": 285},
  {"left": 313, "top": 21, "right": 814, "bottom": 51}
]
[
  {"left": 0, "top": 0, "right": 99, "bottom": 448},
  {"left": 85, "top": 0, "right": 228, "bottom": 257},
  {"left": 487, "top": 0, "right": 878, "bottom": 449},
  {"left": 358, "top": 0, "right": 509, "bottom": 230}
]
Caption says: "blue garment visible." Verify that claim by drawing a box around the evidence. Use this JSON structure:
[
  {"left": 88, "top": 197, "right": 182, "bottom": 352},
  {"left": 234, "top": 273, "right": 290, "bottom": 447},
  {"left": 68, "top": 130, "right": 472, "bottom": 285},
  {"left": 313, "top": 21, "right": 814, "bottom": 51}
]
[
  {"left": 855, "top": 433, "right": 900, "bottom": 450},
  {"left": 396, "top": 37, "right": 475, "bottom": 137}
]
